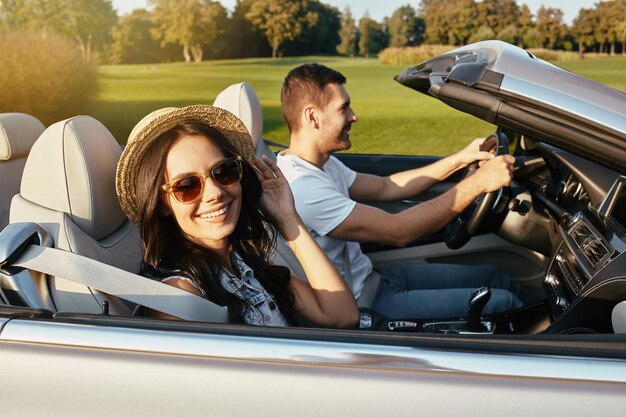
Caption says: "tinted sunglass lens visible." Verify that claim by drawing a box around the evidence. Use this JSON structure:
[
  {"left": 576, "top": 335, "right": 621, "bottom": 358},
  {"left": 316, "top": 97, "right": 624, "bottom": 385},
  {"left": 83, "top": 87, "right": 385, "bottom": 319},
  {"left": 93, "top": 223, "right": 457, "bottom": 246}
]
[
  {"left": 172, "top": 175, "right": 203, "bottom": 203},
  {"left": 167, "top": 159, "right": 241, "bottom": 204},
  {"left": 213, "top": 159, "right": 241, "bottom": 186}
]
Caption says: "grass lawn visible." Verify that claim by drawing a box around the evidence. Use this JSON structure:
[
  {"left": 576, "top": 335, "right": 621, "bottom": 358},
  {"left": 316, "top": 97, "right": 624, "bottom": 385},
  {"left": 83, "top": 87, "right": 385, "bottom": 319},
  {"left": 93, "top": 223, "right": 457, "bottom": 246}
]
[{"left": 93, "top": 55, "right": 626, "bottom": 156}]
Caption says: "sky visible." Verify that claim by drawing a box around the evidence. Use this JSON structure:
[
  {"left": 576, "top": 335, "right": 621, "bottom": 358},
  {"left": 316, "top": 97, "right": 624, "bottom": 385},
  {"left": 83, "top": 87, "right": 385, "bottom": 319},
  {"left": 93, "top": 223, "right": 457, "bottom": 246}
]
[{"left": 112, "top": 0, "right": 599, "bottom": 25}]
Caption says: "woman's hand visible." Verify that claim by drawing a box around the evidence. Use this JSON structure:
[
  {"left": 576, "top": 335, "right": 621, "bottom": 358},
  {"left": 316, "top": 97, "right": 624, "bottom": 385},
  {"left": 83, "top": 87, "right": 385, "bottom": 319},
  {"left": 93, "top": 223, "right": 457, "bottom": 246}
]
[
  {"left": 255, "top": 157, "right": 359, "bottom": 329},
  {"left": 254, "top": 155, "right": 298, "bottom": 221}
]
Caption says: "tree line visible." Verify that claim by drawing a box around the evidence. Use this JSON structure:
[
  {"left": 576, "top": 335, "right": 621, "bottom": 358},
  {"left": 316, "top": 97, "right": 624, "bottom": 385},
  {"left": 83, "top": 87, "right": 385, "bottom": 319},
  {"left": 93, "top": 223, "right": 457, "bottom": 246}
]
[{"left": 1, "top": 0, "right": 624, "bottom": 64}]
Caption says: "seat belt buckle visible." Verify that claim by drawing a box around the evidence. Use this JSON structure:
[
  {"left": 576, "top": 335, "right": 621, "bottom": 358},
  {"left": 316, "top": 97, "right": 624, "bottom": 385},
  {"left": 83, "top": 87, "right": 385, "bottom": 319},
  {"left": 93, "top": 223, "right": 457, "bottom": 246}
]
[{"left": 0, "top": 222, "right": 52, "bottom": 275}]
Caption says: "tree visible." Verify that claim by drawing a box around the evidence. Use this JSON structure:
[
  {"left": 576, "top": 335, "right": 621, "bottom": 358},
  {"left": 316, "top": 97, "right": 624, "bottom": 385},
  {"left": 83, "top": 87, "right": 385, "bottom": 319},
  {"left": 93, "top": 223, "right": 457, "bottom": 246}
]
[
  {"left": 337, "top": 7, "right": 357, "bottom": 56},
  {"left": 150, "top": 0, "right": 226, "bottom": 63},
  {"left": 199, "top": 1, "right": 229, "bottom": 59},
  {"left": 446, "top": 0, "right": 477, "bottom": 45},
  {"left": 496, "top": 24, "right": 519, "bottom": 46},
  {"left": 50, "top": 0, "right": 117, "bottom": 62},
  {"left": 0, "top": 0, "right": 49, "bottom": 31},
  {"left": 603, "top": 0, "right": 626, "bottom": 55},
  {"left": 617, "top": 18, "right": 626, "bottom": 55},
  {"left": 517, "top": 4, "right": 534, "bottom": 47},
  {"left": 286, "top": 0, "right": 339, "bottom": 56},
  {"left": 476, "top": 0, "right": 520, "bottom": 36},
  {"left": 224, "top": 0, "right": 271, "bottom": 58},
  {"left": 523, "top": 27, "right": 543, "bottom": 48},
  {"left": 388, "top": 5, "right": 421, "bottom": 47},
  {"left": 1, "top": 0, "right": 117, "bottom": 62},
  {"left": 536, "top": 6, "right": 567, "bottom": 49},
  {"left": 594, "top": 2, "right": 610, "bottom": 53},
  {"left": 246, "top": 0, "right": 318, "bottom": 58},
  {"left": 571, "top": 8, "right": 597, "bottom": 57},
  {"left": 358, "top": 13, "right": 384, "bottom": 57},
  {"left": 468, "top": 25, "right": 495, "bottom": 44},
  {"left": 110, "top": 8, "right": 175, "bottom": 64},
  {"left": 421, "top": 0, "right": 450, "bottom": 44},
  {"left": 422, "top": 0, "right": 477, "bottom": 45}
]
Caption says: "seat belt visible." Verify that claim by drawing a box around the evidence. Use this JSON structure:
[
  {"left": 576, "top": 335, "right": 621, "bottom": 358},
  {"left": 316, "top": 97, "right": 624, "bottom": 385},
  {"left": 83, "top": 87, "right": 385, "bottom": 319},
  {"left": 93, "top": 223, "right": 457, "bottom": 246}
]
[
  {"left": 344, "top": 243, "right": 380, "bottom": 308},
  {"left": 343, "top": 243, "right": 354, "bottom": 293},
  {"left": 2, "top": 244, "right": 229, "bottom": 323}
]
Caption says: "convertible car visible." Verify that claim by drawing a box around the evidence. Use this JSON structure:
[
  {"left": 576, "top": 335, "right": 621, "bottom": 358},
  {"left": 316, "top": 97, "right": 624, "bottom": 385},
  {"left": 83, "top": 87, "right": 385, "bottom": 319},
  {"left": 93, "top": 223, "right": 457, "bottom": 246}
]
[{"left": 0, "top": 41, "right": 625, "bottom": 415}]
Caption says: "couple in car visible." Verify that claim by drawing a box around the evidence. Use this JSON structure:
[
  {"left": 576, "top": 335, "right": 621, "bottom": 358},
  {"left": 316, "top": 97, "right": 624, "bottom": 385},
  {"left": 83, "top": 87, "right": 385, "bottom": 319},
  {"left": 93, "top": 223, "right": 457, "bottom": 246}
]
[{"left": 115, "top": 63, "right": 525, "bottom": 328}]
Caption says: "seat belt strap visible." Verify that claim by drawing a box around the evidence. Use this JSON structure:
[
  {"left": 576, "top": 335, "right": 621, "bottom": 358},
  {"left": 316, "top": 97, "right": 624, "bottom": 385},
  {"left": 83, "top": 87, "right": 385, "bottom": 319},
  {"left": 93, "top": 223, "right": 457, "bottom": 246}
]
[
  {"left": 344, "top": 243, "right": 380, "bottom": 308},
  {"left": 7, "top": 244, "right": 228, "bottom": 323},
  {"left": 343, "top": 243, "right": 354, "bottom": 293}
]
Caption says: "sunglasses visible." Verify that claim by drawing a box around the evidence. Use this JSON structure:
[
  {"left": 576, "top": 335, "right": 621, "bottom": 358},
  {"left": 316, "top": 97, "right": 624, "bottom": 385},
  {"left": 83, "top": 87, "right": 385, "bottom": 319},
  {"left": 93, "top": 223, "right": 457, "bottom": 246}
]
[{"left": 161, "top": 156, "right": 243, "bottom": 204}]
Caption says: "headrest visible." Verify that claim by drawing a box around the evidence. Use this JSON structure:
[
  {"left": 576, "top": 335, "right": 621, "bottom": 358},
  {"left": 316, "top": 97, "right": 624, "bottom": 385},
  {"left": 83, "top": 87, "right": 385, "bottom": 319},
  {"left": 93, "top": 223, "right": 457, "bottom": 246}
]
[
  {"left": 0, "top": 113, "right": 45, "bottom": 161},
  {"left": 213, "top": 82, "right": 263, "bottom": 147},
  {"left": 20, "top": 116, "right": 126, "bottom": 240}
]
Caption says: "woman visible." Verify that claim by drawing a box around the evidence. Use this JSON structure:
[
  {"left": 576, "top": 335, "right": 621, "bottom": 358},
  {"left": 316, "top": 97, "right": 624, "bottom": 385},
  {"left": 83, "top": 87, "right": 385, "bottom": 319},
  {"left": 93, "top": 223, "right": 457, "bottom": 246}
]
[{"left": 115, "top": 105, "right": 359, "bottom": 327}]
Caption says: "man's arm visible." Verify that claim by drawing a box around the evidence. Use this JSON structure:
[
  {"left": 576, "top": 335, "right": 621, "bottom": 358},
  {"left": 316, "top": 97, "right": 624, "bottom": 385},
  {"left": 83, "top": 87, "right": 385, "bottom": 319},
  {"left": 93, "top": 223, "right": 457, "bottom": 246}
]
[
  {"left": 330, "top": 155, "right": 515, "bottom": 247},
  {"left": 349, "top": 138, "right": 493, "bottom": 202}
]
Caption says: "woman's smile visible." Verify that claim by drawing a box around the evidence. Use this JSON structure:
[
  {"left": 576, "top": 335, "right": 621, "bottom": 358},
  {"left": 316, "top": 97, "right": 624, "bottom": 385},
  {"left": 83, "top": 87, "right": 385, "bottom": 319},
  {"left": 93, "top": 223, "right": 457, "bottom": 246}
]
[{"left": 197, "top": 203, "right": 230, "bottom": 220}]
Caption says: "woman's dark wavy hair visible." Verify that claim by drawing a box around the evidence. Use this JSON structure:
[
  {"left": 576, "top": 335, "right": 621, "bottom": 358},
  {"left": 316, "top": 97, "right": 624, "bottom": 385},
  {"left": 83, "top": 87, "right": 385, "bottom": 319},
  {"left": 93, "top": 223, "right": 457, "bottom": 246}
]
[{"left": 134, "top": 122, "right": 296, "bottom": 325}]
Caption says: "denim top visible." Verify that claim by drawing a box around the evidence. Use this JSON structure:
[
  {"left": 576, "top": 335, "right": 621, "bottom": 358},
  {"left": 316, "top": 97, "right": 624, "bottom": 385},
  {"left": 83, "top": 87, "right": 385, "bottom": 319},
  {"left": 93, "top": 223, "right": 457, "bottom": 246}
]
[
  {"left": 219, "top": 254, "right": 290, "bottom": 327},
  {"left": 159, "top": 253, "right": 289, "bottom": 327}
]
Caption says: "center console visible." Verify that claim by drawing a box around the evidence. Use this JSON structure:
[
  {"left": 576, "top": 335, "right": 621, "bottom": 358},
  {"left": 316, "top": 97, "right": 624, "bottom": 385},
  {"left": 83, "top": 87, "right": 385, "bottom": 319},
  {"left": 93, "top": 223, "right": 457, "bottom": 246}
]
[
  {"left": 543, "top": 176, "right": 626, "bottom": 332},
  {"left": 546, "top": 214, "right": 613, "bottom": 316}
]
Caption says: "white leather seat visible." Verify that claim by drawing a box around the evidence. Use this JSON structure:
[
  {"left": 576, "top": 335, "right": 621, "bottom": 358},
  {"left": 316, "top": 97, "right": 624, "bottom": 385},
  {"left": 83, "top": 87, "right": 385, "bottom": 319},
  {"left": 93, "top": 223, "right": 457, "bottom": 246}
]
[
  {"left": 0, "top": 113, "right": 45, "bottom": 231},
  {"left": 213, "top": 82, "right": 308, "bottom": 281},
  {"left": 8, "top": 116, "right": 143, "bottom": 314}
]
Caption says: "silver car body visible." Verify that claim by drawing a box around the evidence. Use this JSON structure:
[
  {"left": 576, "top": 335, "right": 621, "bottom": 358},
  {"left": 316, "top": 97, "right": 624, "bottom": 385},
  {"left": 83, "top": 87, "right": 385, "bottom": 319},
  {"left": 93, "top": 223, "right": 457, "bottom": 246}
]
[{"left": 1, "top": 317, "right": 626, "bottom": 416}]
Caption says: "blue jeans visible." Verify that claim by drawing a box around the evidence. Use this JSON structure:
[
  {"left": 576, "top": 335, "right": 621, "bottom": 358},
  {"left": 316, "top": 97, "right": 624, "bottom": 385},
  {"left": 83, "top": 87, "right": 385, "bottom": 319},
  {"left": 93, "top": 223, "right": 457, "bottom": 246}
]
[{"left": 372, "top": 263, "right": 523, "bottom": 319}]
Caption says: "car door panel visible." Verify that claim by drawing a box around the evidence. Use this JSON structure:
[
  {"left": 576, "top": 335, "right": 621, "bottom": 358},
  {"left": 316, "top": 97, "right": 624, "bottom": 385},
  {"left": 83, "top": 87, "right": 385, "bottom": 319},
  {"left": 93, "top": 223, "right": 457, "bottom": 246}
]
[{"left": 1, "top": 317, "right": 625, "bottom": 416}]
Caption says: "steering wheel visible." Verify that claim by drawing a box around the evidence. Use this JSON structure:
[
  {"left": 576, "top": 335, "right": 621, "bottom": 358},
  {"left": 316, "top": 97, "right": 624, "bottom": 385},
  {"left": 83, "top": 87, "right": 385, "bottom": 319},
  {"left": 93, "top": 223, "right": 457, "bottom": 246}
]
[{"left": 444, "top": 131, "right": 509, "bottom": 249}]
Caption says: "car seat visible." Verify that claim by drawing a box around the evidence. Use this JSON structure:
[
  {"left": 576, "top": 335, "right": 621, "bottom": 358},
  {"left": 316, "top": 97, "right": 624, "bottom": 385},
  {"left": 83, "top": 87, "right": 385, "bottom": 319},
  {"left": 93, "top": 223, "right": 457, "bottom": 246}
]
[
  {"left": 0, "top": 113, "right": 45, "bottom": 231},
  {"left": 213, "top": 82, "right": 308, "bottom": 281},
  {"left": 7, "top": 116, "right": 142, "bottom": 314}
]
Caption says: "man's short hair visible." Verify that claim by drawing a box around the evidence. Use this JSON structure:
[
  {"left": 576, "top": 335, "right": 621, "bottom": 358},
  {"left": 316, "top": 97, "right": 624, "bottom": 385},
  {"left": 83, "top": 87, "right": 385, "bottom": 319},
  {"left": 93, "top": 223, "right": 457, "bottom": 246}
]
[{"left": 281, "top": 63, "right": 346, "bottom": 133}]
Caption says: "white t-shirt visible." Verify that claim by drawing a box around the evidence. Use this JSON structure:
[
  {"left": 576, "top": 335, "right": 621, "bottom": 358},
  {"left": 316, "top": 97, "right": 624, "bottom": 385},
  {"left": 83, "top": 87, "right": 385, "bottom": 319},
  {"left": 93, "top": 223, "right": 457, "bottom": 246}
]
[{"left": 276, "top": 152, "right": 373, "bottom": 298}]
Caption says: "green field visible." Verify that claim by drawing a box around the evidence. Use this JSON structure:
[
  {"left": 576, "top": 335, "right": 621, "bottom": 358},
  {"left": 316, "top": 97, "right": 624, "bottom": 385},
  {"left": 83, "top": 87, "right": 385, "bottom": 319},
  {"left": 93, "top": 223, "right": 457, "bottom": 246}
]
[{"left": 93, "top": 56, "right": 626, "bottom": 156}]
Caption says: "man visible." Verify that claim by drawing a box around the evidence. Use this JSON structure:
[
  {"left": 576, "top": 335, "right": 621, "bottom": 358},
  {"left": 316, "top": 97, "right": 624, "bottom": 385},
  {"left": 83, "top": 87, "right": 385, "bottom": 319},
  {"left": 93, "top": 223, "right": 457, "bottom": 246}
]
[{"left": 276, "top": 63, "right": 524, "bottom": 319}]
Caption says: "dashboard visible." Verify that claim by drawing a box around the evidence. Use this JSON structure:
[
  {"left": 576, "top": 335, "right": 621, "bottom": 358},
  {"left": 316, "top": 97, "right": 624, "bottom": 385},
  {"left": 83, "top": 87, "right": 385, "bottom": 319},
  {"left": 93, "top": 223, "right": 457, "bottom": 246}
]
[{"left": 510, "top": 138, "right": 626, "bottom": 334}]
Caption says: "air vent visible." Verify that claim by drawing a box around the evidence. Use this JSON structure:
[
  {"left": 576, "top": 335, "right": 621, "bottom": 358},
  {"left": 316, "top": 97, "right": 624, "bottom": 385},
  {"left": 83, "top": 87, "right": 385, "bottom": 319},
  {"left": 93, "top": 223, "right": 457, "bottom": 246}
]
[
  {"left": 582, "top": 239, "right": 608, "bottom": 267},
  {"left": 570, "top": 222, "right": 609, "bottom": 269}
]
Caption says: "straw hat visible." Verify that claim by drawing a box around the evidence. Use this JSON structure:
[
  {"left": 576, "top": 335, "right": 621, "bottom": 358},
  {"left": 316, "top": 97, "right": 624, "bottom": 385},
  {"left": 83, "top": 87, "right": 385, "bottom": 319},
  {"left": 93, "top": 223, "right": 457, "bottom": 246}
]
[{"left": 116, "top": 104, "right": 255, "bottom": 224}]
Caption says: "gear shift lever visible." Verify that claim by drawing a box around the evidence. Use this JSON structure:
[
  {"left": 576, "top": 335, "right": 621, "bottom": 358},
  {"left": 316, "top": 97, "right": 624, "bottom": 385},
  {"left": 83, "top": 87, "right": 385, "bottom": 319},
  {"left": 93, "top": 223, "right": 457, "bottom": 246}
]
[{"left": 467, "top": 286, "right": 491, "bottom": 330}]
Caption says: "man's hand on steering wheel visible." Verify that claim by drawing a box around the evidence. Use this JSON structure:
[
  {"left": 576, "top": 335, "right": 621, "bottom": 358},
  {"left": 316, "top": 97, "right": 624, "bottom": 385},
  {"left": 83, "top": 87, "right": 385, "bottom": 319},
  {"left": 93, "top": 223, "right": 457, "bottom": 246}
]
[
  {"left": 444, "top": 132, "right": 513, "bottom": 250},
  {"left": 454, "top": 137, "right": 496, "bottom": 168},
  {"left": 467, "top": 154, "right": 515, "bottom": 193}
]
